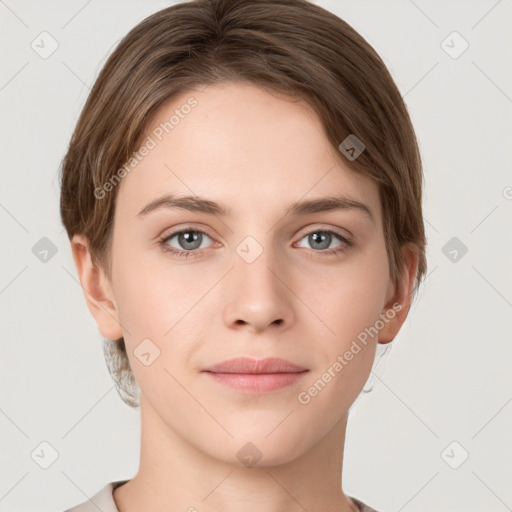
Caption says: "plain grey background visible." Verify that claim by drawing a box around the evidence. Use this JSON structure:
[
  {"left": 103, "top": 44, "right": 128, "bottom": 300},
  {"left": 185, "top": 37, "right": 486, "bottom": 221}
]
[{"left": 1, "top": 1, "right": 511, "bottom": 511}]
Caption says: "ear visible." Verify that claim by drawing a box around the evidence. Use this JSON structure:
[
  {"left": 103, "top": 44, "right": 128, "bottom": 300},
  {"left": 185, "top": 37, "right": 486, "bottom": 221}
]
[
  {"left": 378, "top": 243, "right": 419, "bottom": 344},
  {"left": 70, "top": 234, "right": 123, "bottom": 340}
]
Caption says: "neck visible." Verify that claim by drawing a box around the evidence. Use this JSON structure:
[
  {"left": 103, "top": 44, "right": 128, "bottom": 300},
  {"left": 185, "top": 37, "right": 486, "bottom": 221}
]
[{"left": 114, "top": 393, "right": 358, "bottom": 512}]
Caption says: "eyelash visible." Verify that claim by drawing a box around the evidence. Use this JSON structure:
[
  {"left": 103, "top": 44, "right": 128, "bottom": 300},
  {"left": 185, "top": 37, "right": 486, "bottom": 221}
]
[{"left": 158, "top": 226, "right": 353, "bottom": 260}]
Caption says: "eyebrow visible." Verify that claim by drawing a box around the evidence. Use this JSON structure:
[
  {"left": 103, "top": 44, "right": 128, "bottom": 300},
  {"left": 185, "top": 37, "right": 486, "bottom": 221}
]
[{"left": 137, "top": 194, "right": 374, "bottom": 222}]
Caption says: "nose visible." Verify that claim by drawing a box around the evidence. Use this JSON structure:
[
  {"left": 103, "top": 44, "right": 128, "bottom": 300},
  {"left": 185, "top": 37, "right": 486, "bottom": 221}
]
[{"left": 222, "top": 241, "right": 295, "bottom": 334}]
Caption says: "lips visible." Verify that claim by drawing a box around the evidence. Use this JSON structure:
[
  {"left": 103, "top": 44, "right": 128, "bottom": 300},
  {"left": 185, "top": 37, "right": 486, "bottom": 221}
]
[
  {"left": 202, "top": 357, "right": 309, "bottom": 393},
  {"left": 202, "top": 357, "right": 308, "bottom": 374}
]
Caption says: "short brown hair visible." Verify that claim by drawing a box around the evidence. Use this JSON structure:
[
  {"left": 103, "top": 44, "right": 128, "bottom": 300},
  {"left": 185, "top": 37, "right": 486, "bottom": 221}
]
[{"left": 59, "top": 0, "right": 427, "bottom": 408}]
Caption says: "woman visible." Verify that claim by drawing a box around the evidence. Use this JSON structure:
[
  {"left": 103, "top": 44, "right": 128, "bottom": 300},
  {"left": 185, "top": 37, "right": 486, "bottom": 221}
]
[{"left": 60, "top": 0, "right": 427, "bottom": 510}]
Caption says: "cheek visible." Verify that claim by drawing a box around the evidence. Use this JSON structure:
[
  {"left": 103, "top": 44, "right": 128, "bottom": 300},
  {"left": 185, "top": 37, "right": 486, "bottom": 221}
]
[
  {"left": 307, "top": 248, "right": 390, "bottom": 339},
  {"left": 112, "top": 270, "right": 195, "bottom": 398},
  {"left": 302, "top": 245, "right": 390, "bottom": 391},
  {"left": 112, "top": 256, "right": 214, "bottom": 367},
  {"left": 296, "top": 274, "right": 386, "bottom": 419},
  {"left": 113, "top": 247, "right": 200, "bottom": 321}
]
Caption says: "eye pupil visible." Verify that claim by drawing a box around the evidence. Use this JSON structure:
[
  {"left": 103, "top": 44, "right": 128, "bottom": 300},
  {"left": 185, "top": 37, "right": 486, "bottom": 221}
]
[
  {"left": 309, "top": 232, "right": 331, "bottom": 250},
  {"left": 179, "top": 231, "right": 201, "bottom": 250}
]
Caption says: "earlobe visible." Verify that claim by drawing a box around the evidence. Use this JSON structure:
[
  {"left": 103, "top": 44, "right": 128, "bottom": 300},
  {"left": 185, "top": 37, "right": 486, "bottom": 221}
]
[
  {"left": 70, "top": 234, "right": 124, "bottom": 341},
  {"left": 378, "top": 244, "right": 420, "bottom": 344}
]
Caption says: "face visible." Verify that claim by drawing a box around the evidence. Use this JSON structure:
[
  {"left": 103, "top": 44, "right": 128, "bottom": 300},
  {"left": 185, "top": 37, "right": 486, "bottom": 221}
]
[{"left": 79, "top": 81, "right": 410, "bottom": 466}]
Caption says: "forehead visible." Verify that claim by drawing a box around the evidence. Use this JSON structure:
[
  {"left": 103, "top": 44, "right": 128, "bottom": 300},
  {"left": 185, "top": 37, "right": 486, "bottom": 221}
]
[{"left": 115, "top": 81, "right": 381, "bottom": 223}]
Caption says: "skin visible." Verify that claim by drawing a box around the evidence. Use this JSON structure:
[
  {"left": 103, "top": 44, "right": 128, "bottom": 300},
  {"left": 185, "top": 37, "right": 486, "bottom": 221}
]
[{"left": 71, "top": 81, "right": 418, "bottom": 512}]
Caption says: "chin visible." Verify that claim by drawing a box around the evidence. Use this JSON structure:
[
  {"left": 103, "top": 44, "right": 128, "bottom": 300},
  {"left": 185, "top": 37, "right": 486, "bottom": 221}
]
[{"left": 205, "top": 428, "right": 308, "bottom": 468}]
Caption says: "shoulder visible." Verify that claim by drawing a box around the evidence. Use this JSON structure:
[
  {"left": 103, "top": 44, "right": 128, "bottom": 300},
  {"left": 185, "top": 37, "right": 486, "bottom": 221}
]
[
  {"left": 62, "top": 480, "right": 129, "bottom": 512},
  {"left": 350, "top": 495, "right": 382, "bottom": 512}
]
